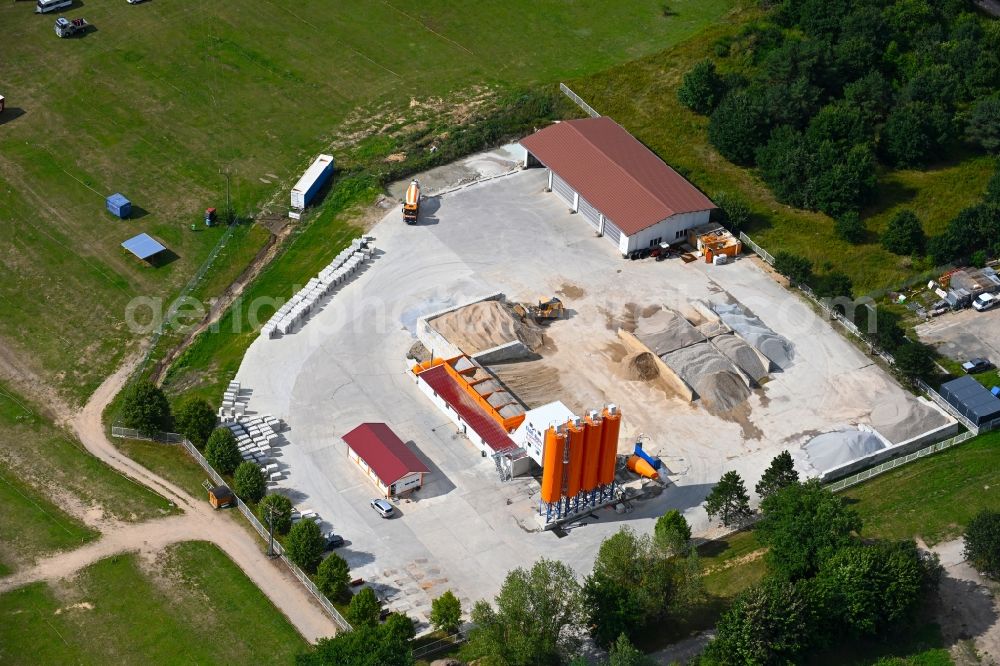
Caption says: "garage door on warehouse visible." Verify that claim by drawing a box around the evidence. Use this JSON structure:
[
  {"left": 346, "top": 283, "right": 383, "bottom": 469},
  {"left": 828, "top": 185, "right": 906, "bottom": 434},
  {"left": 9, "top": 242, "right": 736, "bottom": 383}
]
[
  {"left": 603, "top": 218, "right": 622, "bottom": 248},
  {"left": 550, "top": 171, "right": 576, "bottom": 209},
  {"left": 578, "top": 196, "right": 602, "bottom": 230}
]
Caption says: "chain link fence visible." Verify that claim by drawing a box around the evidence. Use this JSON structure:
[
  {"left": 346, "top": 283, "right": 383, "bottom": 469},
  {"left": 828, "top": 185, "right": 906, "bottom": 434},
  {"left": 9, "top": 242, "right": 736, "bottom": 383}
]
[
  {"left": 559, "top": 83, "right": 601, "bottom": 118},
  {"left": 110, "top": 426, "right": 351, "bottom": 632}
]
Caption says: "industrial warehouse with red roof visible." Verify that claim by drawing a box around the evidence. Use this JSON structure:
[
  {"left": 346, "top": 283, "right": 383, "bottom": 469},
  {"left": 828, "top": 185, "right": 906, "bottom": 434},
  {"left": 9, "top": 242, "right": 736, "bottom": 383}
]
[
  {"left": 520, "top": 116, "right": 716, "bottom": 257},
  {"left": 342, "top": 423, "right": 430, "bottom": 498}
]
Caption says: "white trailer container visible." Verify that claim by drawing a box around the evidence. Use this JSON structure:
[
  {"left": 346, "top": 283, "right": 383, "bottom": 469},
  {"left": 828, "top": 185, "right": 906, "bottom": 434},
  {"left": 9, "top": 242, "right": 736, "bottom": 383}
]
[{"left": 290, "top": 154, "right": 335, "bottom": 210}]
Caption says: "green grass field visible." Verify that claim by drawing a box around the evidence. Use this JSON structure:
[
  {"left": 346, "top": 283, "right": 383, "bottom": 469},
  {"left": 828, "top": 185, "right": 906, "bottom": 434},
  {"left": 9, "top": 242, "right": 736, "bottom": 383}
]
[
  {"left": 569, "top": 2, "right": 997, "bottom": 295},
  {"left": 0, "top": 466, "right": 97, "bottom": 574},
  {"left": 0, "top": 541, "right": 306, "bottom": 664},
  {"left": 0, "top": 0, "right": 737, "bottom": 405},
  {"left": 0, "top": 382, "right": 175, "bottom": 528}
]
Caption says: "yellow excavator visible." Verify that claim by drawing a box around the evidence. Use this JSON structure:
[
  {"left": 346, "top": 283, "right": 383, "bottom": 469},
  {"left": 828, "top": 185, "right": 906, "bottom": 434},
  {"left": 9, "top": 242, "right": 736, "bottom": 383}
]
[{"left": 513, "top": 297, "right": 564, "bottom": 322}]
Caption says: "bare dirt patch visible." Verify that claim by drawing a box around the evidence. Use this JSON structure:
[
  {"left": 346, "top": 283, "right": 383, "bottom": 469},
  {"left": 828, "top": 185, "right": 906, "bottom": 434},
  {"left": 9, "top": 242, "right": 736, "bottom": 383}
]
[
  {"left": 557, "top": 283, "right": 585, "bottom": 299},
  {"left": 626, "top": 352, "right": 660, "bottom": 381}
]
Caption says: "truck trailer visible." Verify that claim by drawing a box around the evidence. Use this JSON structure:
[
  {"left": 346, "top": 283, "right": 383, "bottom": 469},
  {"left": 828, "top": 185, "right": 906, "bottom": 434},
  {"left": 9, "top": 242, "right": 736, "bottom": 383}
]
[{"left": 290, "top": 154, "right": 335, "bottom": 211}]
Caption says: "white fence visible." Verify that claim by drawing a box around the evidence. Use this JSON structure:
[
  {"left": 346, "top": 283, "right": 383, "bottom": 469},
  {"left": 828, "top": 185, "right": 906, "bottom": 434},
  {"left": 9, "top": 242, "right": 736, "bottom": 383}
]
[
  {"left": 738, "top": 231, "right": 774, "bottom": 265},
  {"left": 559, "top": 83, "right": 601, "bottom": 118},
  {"left": 111, "top": 426, "right": 352, "bottom": 632},
  {"left": 825, "top": 429, "right": 976, "bottom": 492}
]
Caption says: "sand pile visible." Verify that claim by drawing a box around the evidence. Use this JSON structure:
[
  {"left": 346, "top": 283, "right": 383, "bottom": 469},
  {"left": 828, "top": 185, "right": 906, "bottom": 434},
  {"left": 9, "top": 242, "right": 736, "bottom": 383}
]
[
  {"left": 635, "top": 309, "right": 705, "bottom": 355},
  {"left": 804, "top": 427, "right": 885, "bottom": 472},
  {"left": 712, "top": 302, "right": 794, "bottom": 368},
  {"left": 662, "top": 342, "right": 750, "bottom": 411},
  {"left": 627, "top": 352, "right": 660, "bottom": 381},
  {"left": 869, "top": 399, "right": 951, "bottom": 444},
  {"left": 712, "top": 333, "right": 769, "bottom": 383},
  {"left": 431, "top": 300, "right": 543, "bottom": 354}
]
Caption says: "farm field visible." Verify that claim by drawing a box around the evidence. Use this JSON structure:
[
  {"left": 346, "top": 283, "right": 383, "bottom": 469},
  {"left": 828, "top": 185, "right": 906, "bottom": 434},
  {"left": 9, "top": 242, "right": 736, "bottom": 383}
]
[
  {"left": 569, "top": 1, "right": 997, "bottom": 295},
  {"left": 0, "top": 541, "right": 306, "bottom": 665},
  {"left": 0, "top": 0, "right": 737, "bottom": 406}
]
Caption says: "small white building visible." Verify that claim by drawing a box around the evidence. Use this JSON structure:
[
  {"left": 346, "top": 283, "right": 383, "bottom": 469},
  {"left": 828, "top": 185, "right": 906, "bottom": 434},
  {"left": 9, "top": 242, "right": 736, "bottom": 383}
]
[
  {"left": 520, "top": 117, "right": 716, "bottom": 257},
  {"left": 513, "top": 401, "right": 577, "bottom": 466}
]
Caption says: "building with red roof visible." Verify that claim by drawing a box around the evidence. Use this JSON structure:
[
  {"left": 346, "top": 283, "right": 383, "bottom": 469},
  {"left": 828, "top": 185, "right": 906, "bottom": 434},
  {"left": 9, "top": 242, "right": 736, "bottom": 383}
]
[
  {"left": 342, "top": 423, "right": 430, "bottom": 498},
  {"left": 520, "top": 116, "right": 716, "bottom": 257}
]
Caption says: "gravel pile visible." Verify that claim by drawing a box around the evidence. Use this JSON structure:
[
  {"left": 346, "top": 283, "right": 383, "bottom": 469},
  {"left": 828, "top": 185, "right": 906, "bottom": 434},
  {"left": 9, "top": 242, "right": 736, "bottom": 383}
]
[
  {"left": 712, "top": 302, "right": 794, "bottom": 368},
  {"left": 662, "top": 342, "right": 750, "bottom": 411},
  {"left": 635, "top": 309, "right": 705, "bottom": 355},
  {"left": 712, "top": 333, "right": 769, "bottom": 383}
]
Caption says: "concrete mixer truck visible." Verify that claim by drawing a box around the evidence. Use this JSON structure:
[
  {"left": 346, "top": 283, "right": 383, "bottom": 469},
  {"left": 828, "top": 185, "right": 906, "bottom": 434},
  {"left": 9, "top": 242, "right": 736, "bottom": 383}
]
[{"left": 402, "top": 180, "right": 420, "bottom": 225}]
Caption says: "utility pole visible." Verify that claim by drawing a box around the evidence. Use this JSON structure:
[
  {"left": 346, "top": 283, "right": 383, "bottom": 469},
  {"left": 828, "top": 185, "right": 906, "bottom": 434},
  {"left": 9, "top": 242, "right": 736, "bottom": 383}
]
[{"left": 220, "top": 169, "right": 232, "bottom": 224}]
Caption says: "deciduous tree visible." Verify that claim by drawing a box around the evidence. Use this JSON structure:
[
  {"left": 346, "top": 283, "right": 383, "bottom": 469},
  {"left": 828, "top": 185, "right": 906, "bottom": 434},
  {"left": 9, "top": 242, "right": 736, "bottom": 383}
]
[
  {"left": 233, "top": 460, "right": 266, "bottom": 502},
  {"left": 429, "top": 590, "right": 463, "bottom": 635},
  {"left": 880, "top": 101, "right": 952, "bottom": 167},
  {"left": 678, "top": 60, "right": 727, "bottom": 115},
  {"left": 708, "top": 87, "right": 770, "bottom": 165},
  {"left": 773, "top": 251, "right": 813, "bottom": 286},
  {"left": 347, "top": 587, "right": 382, "bottom": 628},
  {"left": 882, "top": 209, "right": 926, "bottom": 255},
  {"left": 654, "top": 509, "right": 692, "bottom": 555},
  {"left": 297, "top": 623, "right": 411, "bottom": 666},
  {"left": 120, "top": 380, "right": 171, "bottom": 436},
  {"left": 965, "top": 96, "right": 1000, "bottom": 153},
  {"left": 286, "top": 518, "right": 325, "bottom": 574},
  {"left": 316, "top": 553, "right": 351, "bottom": 602},
  {"left": 756, "top": 480, "right": 861, "bottom": 580},
  {"left": 964, "top": 510, "right": 1000, "bottom": 579},
  {"left": 173, "top": 396, "right": 216, "bottom": 447},
  {"left": 204, "top": 427, "right": 241, "bottom": 475},
  {"left": 834, "top": 211, "right": 866, "bottom": 244},
  {"left": 257, "top": 493, "right": 292, "bottom": 535}
]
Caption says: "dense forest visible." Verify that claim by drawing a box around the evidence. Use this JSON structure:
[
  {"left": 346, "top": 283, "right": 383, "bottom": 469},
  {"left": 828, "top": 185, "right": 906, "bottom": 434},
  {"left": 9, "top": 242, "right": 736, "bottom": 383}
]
[{"left": 678, "top": 0, "right": 1000, "bottom": 266}]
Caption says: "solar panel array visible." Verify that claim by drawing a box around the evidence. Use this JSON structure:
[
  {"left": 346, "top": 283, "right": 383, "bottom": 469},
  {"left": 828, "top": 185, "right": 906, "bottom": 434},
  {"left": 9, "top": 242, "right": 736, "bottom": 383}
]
[{"left": 260, "top": 236, "right": 376, "bottom": 339}]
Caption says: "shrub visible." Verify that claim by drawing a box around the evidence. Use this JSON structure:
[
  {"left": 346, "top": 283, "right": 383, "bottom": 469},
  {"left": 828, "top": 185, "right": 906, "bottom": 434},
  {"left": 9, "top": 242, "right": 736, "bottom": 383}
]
[
  {"left": 316, "top": 553, "right": 351, "bottom": 602},
  {"left": 119, "top": 380, "right": 171, "bottom": 436},
  {"left": 713, "top": 191, "right": 752, "bottom": 233},
  {"left": 773, "top": 251, "right": 813, "bottom": 285},
  {"left": 882, "top": 210, "right": 926, "bottom": 255},
  {"left": 204, "top": 428, "right": 241, "bottom": 475},
  {"left": 285, "top": 518, "right": 325, "bottom": 573},
  {"left": 257, "top": 493, "right": 292, "bottom": 535},
  {"left": 834, "top": 211, "right": 866, "bottom": 244},
  {"left": 233, "top": 461, "right": 266, "bottom": 503},
  {"left": 964, "top": 510, "right": 1000, "bottom": 579},
  {"left": 429, "top": 590, "right": 463, "bottom": 634},
  {"left": 173, "top": 396, "right": 216, "bottom": 448},
  {"left": 677, "top": 59, "right": 727, "bottom": 115}
]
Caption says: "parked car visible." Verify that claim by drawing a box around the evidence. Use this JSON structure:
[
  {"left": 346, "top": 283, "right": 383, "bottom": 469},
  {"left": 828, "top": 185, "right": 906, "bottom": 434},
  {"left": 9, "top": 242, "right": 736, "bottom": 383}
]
[
  {"left": 370, "top": 498, "right": 394, "bottom": 518},
  {"left": 972, "top": 293, "right": 998, "bottom": 312},
  {"left": 324, "top": 532, "right": 344, "bottom": 550},
  {"left": 962, "top": 357, "right": 993, "bottom": 374}
]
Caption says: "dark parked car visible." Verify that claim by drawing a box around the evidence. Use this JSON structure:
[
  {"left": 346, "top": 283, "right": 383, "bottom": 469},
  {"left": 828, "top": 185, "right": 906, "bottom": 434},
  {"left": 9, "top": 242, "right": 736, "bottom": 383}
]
[
  {"left": 963, "top": 358, "right": 993, "bottom": 374},
  {"left": 324, "top": 532, "right": 344, "bottom": 550}
]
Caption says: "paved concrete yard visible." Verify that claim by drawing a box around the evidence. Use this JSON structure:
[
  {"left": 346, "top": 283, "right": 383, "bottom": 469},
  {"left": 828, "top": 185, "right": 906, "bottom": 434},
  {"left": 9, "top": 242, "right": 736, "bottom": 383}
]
[
  {"left": 237, "top": 166, "right": 938, "bottom": 627},
  {"left": 917, "top": 307, "right": 1000, "bottom": 364}
]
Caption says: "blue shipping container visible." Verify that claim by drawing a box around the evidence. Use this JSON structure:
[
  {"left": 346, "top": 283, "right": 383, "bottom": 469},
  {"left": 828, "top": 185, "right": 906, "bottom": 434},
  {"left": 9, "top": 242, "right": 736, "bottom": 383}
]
[{"left": 106, "top": 193, "right": 132, "bottom": 219}]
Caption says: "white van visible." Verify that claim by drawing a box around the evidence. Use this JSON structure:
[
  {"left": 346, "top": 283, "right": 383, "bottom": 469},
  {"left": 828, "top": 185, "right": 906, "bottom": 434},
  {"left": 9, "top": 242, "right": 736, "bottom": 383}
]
[
  {"left": 973, "top": 293, "right": 998, "bottom": 312},
  {"left": 36, "top": 0, "right": 73, "bottom": 14}
]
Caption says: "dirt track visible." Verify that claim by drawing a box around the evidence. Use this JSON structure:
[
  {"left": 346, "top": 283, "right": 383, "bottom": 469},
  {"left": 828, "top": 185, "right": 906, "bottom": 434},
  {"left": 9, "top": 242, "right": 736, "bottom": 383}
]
[{"left": 0, "top": 355, "right": 338, "bottom": 643}]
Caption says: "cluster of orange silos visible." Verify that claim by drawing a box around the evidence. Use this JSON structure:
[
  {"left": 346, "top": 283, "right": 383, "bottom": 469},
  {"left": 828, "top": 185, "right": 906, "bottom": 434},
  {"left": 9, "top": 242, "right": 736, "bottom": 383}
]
[{"left": 539, "top": 405, "right": 621, "bottom": 512}]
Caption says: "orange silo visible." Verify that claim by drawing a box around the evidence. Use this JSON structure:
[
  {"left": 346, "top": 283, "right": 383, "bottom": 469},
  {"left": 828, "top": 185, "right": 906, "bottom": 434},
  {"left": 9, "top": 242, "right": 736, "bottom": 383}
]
[
  {"left": 564, "top": 418, "right": 585, "bottom": 498},
  {"left": 540, "top": 427, "right": 565, "bottom": 503},
  {"left": 581, "top": 411, "right": 603, "bottom": 492},
  {"left": 598, "top": 405, "right": 621, "bottom": 485}
]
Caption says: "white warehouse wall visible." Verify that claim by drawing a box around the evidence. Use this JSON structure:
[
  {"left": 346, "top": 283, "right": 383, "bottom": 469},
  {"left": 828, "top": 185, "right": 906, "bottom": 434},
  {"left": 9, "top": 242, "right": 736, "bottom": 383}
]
[{"left": 621, "top": 210, "right": 712, "bottom": 255}]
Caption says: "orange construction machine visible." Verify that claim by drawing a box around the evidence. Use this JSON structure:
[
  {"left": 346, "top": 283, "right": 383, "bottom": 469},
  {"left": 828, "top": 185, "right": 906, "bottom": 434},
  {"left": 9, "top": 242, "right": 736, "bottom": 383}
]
[{"left": 403, "top": 180, "right": 420, "bottom": 225}]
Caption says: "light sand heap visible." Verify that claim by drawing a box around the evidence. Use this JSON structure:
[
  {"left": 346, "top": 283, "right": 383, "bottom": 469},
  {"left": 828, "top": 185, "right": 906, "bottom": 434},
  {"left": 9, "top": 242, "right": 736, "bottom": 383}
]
[
  {"left": 635, "top": 309, "right": 705, "bottom": 355},
  {"left": 431, "top": 300, "right": 543, "bottom": 354},
  {"left": 804, "top": 427, "right": 885, "bottom": 473},
  {"left": 868, "top": 399, "right": 951, "bottom": 444}
]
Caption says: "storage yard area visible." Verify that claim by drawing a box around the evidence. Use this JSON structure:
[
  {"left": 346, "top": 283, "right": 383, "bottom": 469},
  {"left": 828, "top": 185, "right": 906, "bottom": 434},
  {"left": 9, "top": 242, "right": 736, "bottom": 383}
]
[{"left": 233, "top": 162, "right": 955, "bottom": 628}]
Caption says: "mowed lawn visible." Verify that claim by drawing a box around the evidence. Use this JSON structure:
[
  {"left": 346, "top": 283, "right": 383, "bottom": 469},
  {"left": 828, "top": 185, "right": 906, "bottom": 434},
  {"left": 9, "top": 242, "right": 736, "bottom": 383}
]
[
  {"left": 570, "top": 1, "right": 996, "bottom": 295},
  {"left": 0, "top": 0, "right": 736, "bottom": 405},
  {"left": 0, "top": 541, "right": 306, "bottom": 665}
]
